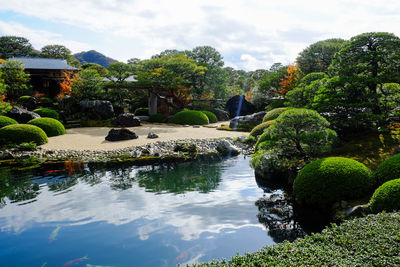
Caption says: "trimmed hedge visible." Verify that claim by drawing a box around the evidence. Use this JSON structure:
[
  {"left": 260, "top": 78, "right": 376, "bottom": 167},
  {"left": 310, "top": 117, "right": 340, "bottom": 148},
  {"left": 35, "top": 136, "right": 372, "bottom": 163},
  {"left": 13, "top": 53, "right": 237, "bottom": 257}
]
[
  {"left": 293, "top": 157, "right": 374, "bottom": 208},
  {"left": 149, "top": 113, "right": 167, "bottom": 123},
  {"left": 32, "top": 108, "right": 59, "bottom": 120},
  {"left": 17, "top": 95, "right": 31, "bottom": 105},
  {"left": 0, "top": 124, "right": 48, "bottom": 145},
  {"left": 370, "top": 179, "right": 400, "bottom": 213},
  {"left": 195, "top": 212, "right": 400, "bottom": 266},
  {"left": 201, "top": 111, "right": 218, "bottom": 123},
  {"left": 0, "top": 115, "right": 18, "bottom": 128},
  {"left": 171, "top": 110, "right": 209, "bottom": 125},
  {"left": 134, "top": 107, "right": 149, "bottom": 116},
  {"left": 375, "top": 153, "right": 400, "bottom": 185},
  {"left": 27, "top": 118, "right": 66, "bottom": 137},
  {"left": 262, "top": 107, "right": 287, "bottom": 122},
  {"left": 249, "top": 120, "right": 276, "bottom": 138}
]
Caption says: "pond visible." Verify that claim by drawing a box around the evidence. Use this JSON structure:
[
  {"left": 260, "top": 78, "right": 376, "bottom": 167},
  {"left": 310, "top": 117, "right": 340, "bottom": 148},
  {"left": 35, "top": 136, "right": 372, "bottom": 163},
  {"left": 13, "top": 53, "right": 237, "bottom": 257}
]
[{"left": 0, "top": 156, "right": 295, "bottom": 267}]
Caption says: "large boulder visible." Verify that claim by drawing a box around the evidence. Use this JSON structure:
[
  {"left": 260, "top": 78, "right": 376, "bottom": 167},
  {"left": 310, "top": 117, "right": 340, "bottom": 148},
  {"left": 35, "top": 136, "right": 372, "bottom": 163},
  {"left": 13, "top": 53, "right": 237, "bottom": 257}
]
[
  {"left": 112, "top": 113, "right": 141, "bottom": 127},
  {"left": 7, "top": 106, "right": 40, "bottom": 123},
  {"left": 79, "top": 100, "right": 115, "bottom": 120},
  {"left": 210, "top": 108, "right": 229, "bottom": 121},
  {"left": 23, "top": 96, "right": 38, "bottom": 111},
  {"left": 225, "top": 95, "right": 256, "bottom": 118},
  {"left": 216, "top": 140, "right": 240, "bottom": 156},
  {"left": 105, "top": 129, "right": 138, "bottom": 141},
  {"left": 229, "top": 111, "right": 266, "bottom": 128},
  {"left": 59, "top": 95, "right": 80, "bottom": 117}
]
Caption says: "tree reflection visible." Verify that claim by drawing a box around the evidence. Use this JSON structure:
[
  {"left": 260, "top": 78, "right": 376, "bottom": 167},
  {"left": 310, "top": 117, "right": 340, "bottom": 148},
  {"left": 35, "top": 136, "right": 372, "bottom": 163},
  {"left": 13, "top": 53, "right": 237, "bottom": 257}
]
[
  {"left": 135, "top": 161, "right": 222, "bottom": 194},
  {"left": 255, "top": 193, "right": 306, "bottom": 243}
]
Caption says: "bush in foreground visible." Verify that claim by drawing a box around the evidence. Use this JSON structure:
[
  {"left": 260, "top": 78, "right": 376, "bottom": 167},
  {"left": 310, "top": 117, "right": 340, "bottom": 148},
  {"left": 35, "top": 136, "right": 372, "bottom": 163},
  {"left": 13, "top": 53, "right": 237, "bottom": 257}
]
[
  {"left": 32, "top": 108, "right": 59, "bottom": 120},
  {"left": 293, "top": 157, "right": 374, "bottom": 208},
  {"left": 27, "top": 118, "right": 66, "bottom": 137},
  {"left": 194, "top": 212, "right": 400, "bottom": 266},
  {"left": 171, "top": 110, "right": 209, "bottom": 125},
  {"left": 262, "top": 107, "right": 287, "bottom": 122},
  {"left": 249, "top": 120, "right": 275, "bottom": 138},
  {"left": 149, "top": 113, "right": 167, "bottom": 123},
  {"left": 0, "top": 115, "right": 18, "bottom": 128},
  {"left": 375, "top": 153, "right": 400, "bottom": 186},
  {"left": 17, "top": 95, "right": 31, "bottom": 105},
  {"left": 201, "top": 111, "right": 218, "bottom": 123},
  {"left": 0, "top": 124, "right": 48, "bottom": 145},
  {"left": 370, "top": 179, "right": 400, "bottom": 213}
]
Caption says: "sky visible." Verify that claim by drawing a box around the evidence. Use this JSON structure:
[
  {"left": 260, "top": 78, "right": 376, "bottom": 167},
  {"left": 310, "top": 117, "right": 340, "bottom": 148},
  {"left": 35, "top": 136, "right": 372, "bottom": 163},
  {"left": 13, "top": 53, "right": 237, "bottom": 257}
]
[{"left": 0, "top": 0, "right": 399, "bottom": 70}]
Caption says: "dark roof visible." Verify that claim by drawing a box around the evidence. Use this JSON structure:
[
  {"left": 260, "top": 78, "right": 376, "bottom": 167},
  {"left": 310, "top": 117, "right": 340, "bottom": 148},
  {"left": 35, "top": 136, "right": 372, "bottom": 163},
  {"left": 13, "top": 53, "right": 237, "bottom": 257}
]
[{"left": 10, "top": 57, "right": 79, "bottom": 70}]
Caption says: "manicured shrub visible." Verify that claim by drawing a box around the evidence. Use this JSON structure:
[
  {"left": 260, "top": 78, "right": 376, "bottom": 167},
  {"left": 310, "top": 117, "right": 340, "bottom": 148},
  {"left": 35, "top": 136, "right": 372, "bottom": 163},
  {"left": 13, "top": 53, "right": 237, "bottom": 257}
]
[
  {"left": 17, "top": 95, "right": 31, "bottom": 105},
  {"left": 370, "top": 179, "right": 400, "bottom": 213},
  {"left": 39, "top": 97, "right": 52, "bottom": 104},
  {"left": 149, "top": 113, "right": 167, "bottom": 123},
  {"left": 0, "top": 115, "right": 18, "bottom": 128},
  {"left": 32, "top": 108, "right": 59, "bottom": 120},
  {"left": 263, "top": 107, "right": 288, "bottom": 122},
  {"left": 134, "top": 107, "right": 149, "bottom": 116},
  {"left": 27, "top": 118, "right": 66, "bottom": 137},
  {"left": 0, "top": 124, "right": 48, "bottom": 145},
  {"left": 249, "top": 120, "right": 276, "bottom": 138},
  {"left": 171, "top": 110, "right": 209, "bottom": 125},
  {"left": 375, "top": 153, "right": 400, "bottom": 185},
  {"left": 201, "top": 111, "right": 218, "bottom": 123},
  {"left": 293, "top": 157, "right": 374, "bottom": 208}
]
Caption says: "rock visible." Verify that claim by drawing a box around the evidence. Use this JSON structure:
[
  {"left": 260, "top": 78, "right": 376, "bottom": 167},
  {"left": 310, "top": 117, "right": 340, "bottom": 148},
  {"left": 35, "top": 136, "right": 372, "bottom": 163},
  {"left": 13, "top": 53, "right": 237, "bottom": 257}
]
[
  {"left": 225, "top": 95, "right": 256, "bottom": 119},
  {"left": 147, "top": 132, "right": 159, "bottom": 139},
  {"left": 345, "top": 204, "right": 370, "bottom": 218},
  {"left": 23, "top": 96, "right": 38, "bottom": 111},
  {"left": 216, "top": 140, "right": 240, "bottom": 156},
  {"left": 131, "top": 150, "right": 142, "bottom": 158},
  {"left": 112, "top": 113, "right": 141, "bottom": 127},
  {"left": 210, "top": 108, "right": 229, "bottom": 121},
  {"left": 0, "top": 150, "right": 14, "bottom": 160},
  {"left": 79, "top": 100, "right": 115, "bottom": 120},
  {"left": 105, "top": 129, "right": 138, "bottom": 141},
  {"left": 7, "top": 106, "right": 40, "bottom": 123},
  {"left": 192, "top": 125, "right": 200, "bottom": 128},
  {"left": 59, "top": 95, "right": 80, "bottom": 117},
  {"left": 229, "top": 111, "right": 266, "bottom": 128},
  {"left": 136, "top": 115, "right": 149, "bottom": 122}
]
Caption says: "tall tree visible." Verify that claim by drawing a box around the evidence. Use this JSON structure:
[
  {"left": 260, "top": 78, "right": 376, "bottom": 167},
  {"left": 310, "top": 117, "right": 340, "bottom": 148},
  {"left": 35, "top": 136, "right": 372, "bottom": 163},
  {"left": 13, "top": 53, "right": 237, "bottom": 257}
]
[
  {"left": 296, "top": 38, "right": 345, "bottom": 75},
  {"left": 81, "top": 63, "right": 107, "bottom": 76},
  {"left": 107, "top": 62, "right": 131, "bottom": 82},
  {"left": 0, "top": 36, "right": 34, "bottom": 59},
  {"left": 1, "top": 59, "right": 31, "bottom": 98},
  {"left": 40, "top": 44, "right": 71, "bottom": 59}
]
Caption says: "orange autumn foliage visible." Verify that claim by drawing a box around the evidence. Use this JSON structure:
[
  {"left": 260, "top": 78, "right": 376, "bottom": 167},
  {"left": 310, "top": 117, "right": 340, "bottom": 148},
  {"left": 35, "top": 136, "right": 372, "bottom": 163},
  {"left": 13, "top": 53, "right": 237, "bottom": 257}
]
[
  {"left": 1, "top": 93, "right": 6, "bottom": 103},
  {"left": 58, "top": 71, "right": 76, "bottom": 98},
  {"left": 278, "top": 65, "right": 300, "bottom": 95}
]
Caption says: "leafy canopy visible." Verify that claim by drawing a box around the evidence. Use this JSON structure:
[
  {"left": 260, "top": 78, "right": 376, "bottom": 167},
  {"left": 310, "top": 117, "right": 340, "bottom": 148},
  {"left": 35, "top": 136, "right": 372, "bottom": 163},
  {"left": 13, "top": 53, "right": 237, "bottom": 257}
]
[{"left": 0, "top": 36, "right": 34, "bottom": 59}]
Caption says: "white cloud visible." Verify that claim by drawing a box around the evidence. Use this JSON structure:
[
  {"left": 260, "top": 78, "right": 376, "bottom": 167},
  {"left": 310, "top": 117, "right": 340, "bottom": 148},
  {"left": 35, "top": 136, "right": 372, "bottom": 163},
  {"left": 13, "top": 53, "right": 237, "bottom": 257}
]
[{"left": 1, "top": 0, "right": 400, "bottom": 70}]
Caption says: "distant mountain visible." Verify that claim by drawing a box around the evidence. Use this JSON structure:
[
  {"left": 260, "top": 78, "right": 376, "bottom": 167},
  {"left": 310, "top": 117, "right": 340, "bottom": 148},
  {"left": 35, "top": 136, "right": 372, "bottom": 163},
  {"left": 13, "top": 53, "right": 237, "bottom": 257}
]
[{"left": 73, "top": 50, "right": 118, "bottom": 68}]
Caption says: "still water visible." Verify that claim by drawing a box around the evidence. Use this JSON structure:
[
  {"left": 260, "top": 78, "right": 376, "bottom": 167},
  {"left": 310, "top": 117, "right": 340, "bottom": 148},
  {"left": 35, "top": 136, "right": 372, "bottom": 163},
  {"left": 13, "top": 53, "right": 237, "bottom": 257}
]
[{"left": 0, "top": 156, "right": 276, "bottom": 267}]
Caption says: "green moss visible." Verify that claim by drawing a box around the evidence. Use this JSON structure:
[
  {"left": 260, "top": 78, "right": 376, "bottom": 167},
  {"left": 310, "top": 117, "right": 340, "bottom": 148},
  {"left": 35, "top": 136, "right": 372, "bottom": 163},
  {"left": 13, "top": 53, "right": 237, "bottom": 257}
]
[
  {"left": 370, "top": 179, "right": 400, "bottom": 213},
  {"left": 149, "top": 113, "right": 167, "bottom": 123},
  {"left": 249, "top": 120, "right": 276, "bottom": 137},
  {"left": 27, "top": 118, "right": 66, "bottom": 137},
  {"left": 195, "top": 212, "right": 400, "bottom": 266},
  {"left": 262, "top": 107, "right": 288, "bottom": 122},
  {"left": 216, "top": 125, "right": 233, "bottom": 131},
  {"left": 293, "top": 157, "right": 374, "bottom": 208},
  {"left": 174, "top": 142, "right": 198, "bottom": 154},
  {"left": 171, "top": 110, "right": 209, "bottom": 125},
  {"left": 374, "top": 153, "right": 400, "bottom": 185},
  {"left": 32, "top": 108, "right": 59, "bottom": 120},
  {"left": 0, "top": 115, "right": 18, "bottom": 128},
  {"left": 0, "top": 124, "right": 48, "bottom": 145},
  {"left": 17, "top": 95, "right": 31, "bottom": 105},
  {"left": 200, "top": 111, "right": 218, "bottom": 123}
]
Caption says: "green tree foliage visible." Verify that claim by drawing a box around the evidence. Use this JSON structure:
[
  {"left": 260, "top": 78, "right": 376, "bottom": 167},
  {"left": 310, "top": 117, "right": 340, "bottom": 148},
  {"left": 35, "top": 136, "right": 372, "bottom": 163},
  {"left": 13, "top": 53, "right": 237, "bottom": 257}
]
[
  {"left": 127, "top": 57, "right": 142, "bottom": 74},
  {"left": 40, "top": 44, "right": 71, "bottom": 59},
  {"left": 296, "top": 38, "right": 345, "bottom": 75},
  {"left": 71, "top": 69, "right": 103, "bottom": 100},
  {"left": 1, "top": 59, "right": 31, "bottom": 98},
  {"left": 107, "top": 62, "right": 131, "bottom": 82},
  {"left": 81, "top": 63, "right": 107, "bottom": 76},
  {"left": 258, "top": 64, "right": 287, "bottom": 97},
  {"left": 0, "top": 36, "right": 34, "bottom": 59},
  {"left": 66, "top": 56, "right": 81, "bottom": 68},
  {"left": 257, "top": 109, "right": 337, "bottom": 160},
  {"left": 185, "top": 46, "right": 228, "bottom": 99}
]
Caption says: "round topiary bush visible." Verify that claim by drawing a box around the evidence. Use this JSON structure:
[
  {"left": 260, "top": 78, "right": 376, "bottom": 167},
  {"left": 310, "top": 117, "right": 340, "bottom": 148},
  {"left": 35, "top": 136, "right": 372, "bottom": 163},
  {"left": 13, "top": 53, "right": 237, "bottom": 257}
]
[
  {"left": 201, "top": 111, "right": 218, "bottom": 123},
  {"left": 293, "top": 157, "right": 374, "bottom": 208},
  {"left": 262, "top": 107, "right": 288, "bottom": 122},
  {"left": 370, "top": 178, "right": 400, "bottom": 213},
  {"left": 17, "top": 95, "right": 31, "bottom": 105},
  {"left": 0, "top": 124, "right": 48, "bottom": 145},
  {"left": 171, "top": 110, "right": 209, "bottom": 125},
  {"left": 0, "top": 115, "right": 18, "bottom": 128},
  {"left": 134, "top": 107, "right": 149, "bottom": 116},
  {"left": 32, "top": 108, "right": 59, "bottom": 120},
  {"left": 149, "top": 113, "right": 167, "bottom": 123},
  {"left": 249, "top": 120, "right": 276, "bottom": 138},
  {"left": 27, "top": 118, "right": 66, "bottom": 137},
  {"left": 375, "top": 153, "right": 400, "bottom": 186}
]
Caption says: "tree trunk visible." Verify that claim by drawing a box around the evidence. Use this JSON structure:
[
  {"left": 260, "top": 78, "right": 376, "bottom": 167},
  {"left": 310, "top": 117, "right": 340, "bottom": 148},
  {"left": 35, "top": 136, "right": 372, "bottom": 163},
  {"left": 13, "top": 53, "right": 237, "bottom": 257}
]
[{"left": 148, "top": 90, "right": 158, "bottom": 115}]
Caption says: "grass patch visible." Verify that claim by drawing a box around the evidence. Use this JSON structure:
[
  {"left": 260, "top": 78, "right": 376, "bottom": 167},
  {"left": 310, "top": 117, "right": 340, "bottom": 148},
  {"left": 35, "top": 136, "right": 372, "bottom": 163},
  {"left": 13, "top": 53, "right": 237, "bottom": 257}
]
[{"left": 195, "top": 212, "right": 400, "bottom": 266}]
